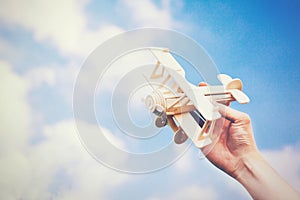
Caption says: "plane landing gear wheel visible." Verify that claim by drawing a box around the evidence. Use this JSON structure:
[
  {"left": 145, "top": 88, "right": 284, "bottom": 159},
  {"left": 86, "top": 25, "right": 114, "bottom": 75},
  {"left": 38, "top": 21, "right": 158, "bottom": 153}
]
[
  {"left": 155, "top": 116, "right": 167, "bottom": 128},
  {"left": 174, "top": 128, "right": 188, "bottom": 144}
]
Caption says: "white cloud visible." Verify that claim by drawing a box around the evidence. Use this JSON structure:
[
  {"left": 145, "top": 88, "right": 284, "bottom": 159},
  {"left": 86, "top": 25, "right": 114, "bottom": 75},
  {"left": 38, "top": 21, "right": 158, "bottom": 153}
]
[
  {"left": 0, "top": 150, "right": 31, "bottom": 200},
  {"left": 102, "top": 126, "right": 127, "bottom": 149},
  {"left": 0, "top": 61, "right": 31, "bottom": 153},
  {"left": 0, "top": 61, "right": 33, "bottom": 199},
  {"left": 171, "top": 185, "right": 219, "bottom": 200},
  {"left": 0, "top": 118, "right": 130, "bottom": 199},
  {"left": 27, "top": 120, "right": 129, "bottom": 200},
  {"left": 0, "top": 37, "right": 25, "bottom": 66},
  {"left": 172, "top": 147, "right": 195, "bottom": 173},
  {"left": 0, "top": 0, "right": 185, "bottom": 58},
  {"left": 119, "top": 0, "right": 175, "bottom": 28},
  {"left": 95, "top": 48, "right": 156, "bottom": 93},
  {"left": 149, "top": 184, "right": 219, "bottom": 200},
  {"left": 0, "top": 61, "right": 129, "bottom": 199},
  {"left": 0, "top": 0, "right": 123, "bottom": 57},
  {"left": 262, "top": 145, "right": 300, "bottom": 192},
  {"left": 25, "top": 66, "right": 57, "bottom": 88},
  {"left": 24, "top": 62, "right": 80, "bottom": 107}
]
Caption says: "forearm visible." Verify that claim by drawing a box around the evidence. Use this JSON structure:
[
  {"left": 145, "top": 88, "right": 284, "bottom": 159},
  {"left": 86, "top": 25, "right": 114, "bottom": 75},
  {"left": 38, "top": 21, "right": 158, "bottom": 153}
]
[{"left": 236, "top": 152, "right": 300, "bottom": 200}]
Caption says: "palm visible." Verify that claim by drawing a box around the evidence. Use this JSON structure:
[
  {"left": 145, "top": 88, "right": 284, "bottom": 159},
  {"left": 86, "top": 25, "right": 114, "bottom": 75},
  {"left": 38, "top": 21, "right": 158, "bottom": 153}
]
[
  {"left": 202, "top": 115, "right": 256, "bottom": 178},
  {"left": 202, "top": 118, "right": 238, "bottom": 177}
]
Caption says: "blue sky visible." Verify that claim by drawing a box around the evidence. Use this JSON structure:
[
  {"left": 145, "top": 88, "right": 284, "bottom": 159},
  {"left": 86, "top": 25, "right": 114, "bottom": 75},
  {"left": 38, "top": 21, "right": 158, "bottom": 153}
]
[{"left": 0, "top": 0, "right": 299, "bottom": 199}]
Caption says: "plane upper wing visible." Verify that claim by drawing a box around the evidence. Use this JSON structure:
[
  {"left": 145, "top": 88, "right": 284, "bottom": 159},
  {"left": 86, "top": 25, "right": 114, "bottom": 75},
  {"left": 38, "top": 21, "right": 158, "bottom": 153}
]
[{"left": 165, "top": 67, "right": 221, "bottom": 121}]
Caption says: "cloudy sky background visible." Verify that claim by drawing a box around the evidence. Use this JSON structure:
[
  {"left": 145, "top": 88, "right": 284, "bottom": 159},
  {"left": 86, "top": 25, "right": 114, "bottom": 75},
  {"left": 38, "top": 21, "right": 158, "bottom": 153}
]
[{"left": 1, "top": 0, "right": 300, "bottom": 199}]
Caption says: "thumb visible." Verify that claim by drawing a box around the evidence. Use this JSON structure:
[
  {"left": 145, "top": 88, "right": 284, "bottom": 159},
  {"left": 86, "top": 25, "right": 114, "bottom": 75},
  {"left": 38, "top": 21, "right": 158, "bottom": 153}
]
[{"left": 217, "top": 104, "right": 250, "bottom": 123}]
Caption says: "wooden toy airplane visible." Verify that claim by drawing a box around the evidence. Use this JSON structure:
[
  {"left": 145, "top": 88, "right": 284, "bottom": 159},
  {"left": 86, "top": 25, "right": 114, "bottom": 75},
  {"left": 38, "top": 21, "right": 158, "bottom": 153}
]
[{"left": 144, "top": 48, "right": 250, "bottom": 148}]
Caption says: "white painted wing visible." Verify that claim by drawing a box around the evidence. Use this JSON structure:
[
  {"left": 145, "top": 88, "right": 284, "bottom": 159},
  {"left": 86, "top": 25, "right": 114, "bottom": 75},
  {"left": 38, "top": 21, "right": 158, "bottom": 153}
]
[
  {"left": 166, "top": 68, "right": 221, "bottom": 121},
  {"left": 229, "top": 89, "right": 250, "bottom": 104},
  {"left": 217, "top": 74, "right": 232, "bottom": 85},
  {"left": 150, "top": 48, "right": 185, "bottom": 77}
]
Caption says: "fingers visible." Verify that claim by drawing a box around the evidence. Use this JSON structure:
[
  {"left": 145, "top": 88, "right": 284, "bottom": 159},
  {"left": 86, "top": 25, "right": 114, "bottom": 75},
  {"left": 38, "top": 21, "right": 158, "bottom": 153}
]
[
  {"left": 198, "top": 82, "right": 208, "bottom": 87},
  {"left": 217, "top": 104, "right": 250, "bottom": 123}
]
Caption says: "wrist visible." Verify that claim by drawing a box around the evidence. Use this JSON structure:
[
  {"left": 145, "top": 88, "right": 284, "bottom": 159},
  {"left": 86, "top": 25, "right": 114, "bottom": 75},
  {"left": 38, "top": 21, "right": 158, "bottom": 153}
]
[
  {"left": 233, "top": 151, "right": 300, "bottom": 200},
  {"left": 233, "top": 150, "right": 264, "bottom": 181}
]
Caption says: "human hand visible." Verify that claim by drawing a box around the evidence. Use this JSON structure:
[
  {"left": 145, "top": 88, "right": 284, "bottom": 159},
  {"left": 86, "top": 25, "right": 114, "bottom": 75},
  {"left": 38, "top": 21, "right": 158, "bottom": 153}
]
[
  {"left": 199, "top": 82, "right": 259, "bottom": 179},
  {"left": 199, "top": 83, "right": 300, "bottom": 199}
]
